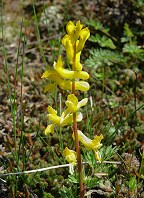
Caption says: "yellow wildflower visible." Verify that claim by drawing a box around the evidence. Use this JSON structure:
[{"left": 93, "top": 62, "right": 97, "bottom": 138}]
[
  {"left": 73, "top": 130, "right": 103, "bottom": 161},
  {"left": 45, "top": 106, "right": 83, "bottom": 135},
  {"left": 62, "top": 20, "right": 90, "bottom": 65},
  {"left": 63, "top": 94, "right": 88, "bottom": 117},
  {"left": 41, "top": 58, "right": 90, "bottom": 92},
  {"left": 63, "top": 147, "right": 77, "bottom": 165},
  {"left": 54, "top": 56, "right": 89, "bottom": 80}
]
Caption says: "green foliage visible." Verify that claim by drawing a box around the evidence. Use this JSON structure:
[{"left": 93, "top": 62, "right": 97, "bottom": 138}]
[
  {"left": 86, "top": 176, "right": 99, "bottom": 188},
  {"left": 68, "top": 172, "right": 79, "bottom": 184},
  {"left": 89, "top": 34, "right": 116, "bottom": 49},
  {"left": 85, "top": 49, "right": 126, "bottom": 69},
  {"left": 121, "top": 23, "right": 144, "bottom": 57},
  {"left": 123, "top": 43, "right": 144, "bottom": 56},
  {"left": 100, "top": 145, "right": 118, "bottom": 161},
  {"left": 129, "top": 175, "right": 137, "bottom": 191},
  {"left": 86, "top": 19, "right": 110, "bottom": 35},
  {"left": 59, "top": 186, "right": 77, "bottom": 198},
  {"left": 123, "top": 23, "right": 134, "bottom": 40},
  {"left": 43, "top": 192, "right": 55, "bottom": 198},
  {"left": 86, "top": 21, "right": 144, "bottom": 70}
]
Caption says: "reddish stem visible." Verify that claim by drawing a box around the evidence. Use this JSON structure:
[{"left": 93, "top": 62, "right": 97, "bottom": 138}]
[{"left": 72, "top": 44, "right": 84, "bottom": 198}]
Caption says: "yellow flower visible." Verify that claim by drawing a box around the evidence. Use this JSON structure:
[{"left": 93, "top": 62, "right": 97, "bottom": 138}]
[
  {"left": 66, "top": 21, "right": 83, "bottom": 42},
  {"left": 62, "top": 21, "right": 90, "bottom": 71},
  {"left": 44, "top": 84, "right": 56, "bottom": 93},
  {"left": 61, "top": 35, "right": 74, "bottom": 64},
  {"left": 61, "top": 37, "right": 82, "bottom": 70},
  {"left": 59, "top": 80, "right": 89, "bottom": 91},
  {"left": 63, "top": 147, "right": 77, "bottom": 165},
  {"left": 62, "top": 20, "right": 90, "bottom": 56},
  {"left": 73, "top": 130, "right": 103, "bottom": 161},
  {"left": 42, "top": 71, "right": 90, "bottom": 92},
  {"left": 63, "top": 94, "right": 88, "bottom": 116},
  {"left": 41, "top": 59, "right": 90, "bottom": 92},
  {"left": 76, "top": 27, "right": 90, "bottom": 53},
  {"left": 45, "top": 124, "right": 55, "bottom": 135},
  {"left": 54, "top": 56, "right": 89, "bottom": 80},
  {"left": 45, "top": 106, "right": 83, "bottom": 135}
]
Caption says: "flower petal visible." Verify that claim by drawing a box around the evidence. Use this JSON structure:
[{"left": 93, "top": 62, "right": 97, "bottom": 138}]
[
  {"left": 93, "top": 134, "right": 104, "bottom": 150},
  {"left": 54, "top": 56, "right": 89, "bottom": 80},
  {"left": 76, "top": 112, "right": 83, "bottom": 122},
  {"left": 44, "top": 84, "right": 56, "bottom": 93},
  {"left": 48, "top": 114, "right": 61, "bottom": 124},
  {"left": 94, "top": 151, "right": 102, "bottom": 162},
  {"left": 45, "top": 124, "right": 55, "bottom": 135},
  {"left": 41, "top": 70, "right": 60, "bottom": 79},
  {"left": 75, "top": 130, "right": 93, "bottom": 150},
  {"left": 48, "top": 106, "right": 61, "bottom": 124},
  {"left": 76, "top": 27, "right": 90, "bottom": 53},
  {"left": 48, "top": 106, "right": 57, "bottom": 115},
  {"left": 76, "top": 51, "right": 82, "bottom": 71},
  {"left": 62, "top": 35, "right": 74, "bottom": 63},
  {"left": 63, "top": 147, "right": 77, "bottom": 165},
  {"left": 65, "top": 94, "right": 78, "bottom": 112},
  {"left": 78, "top": 98, "right": 88, "bottom": 109},
  {"left": 56, "top": 78, "right": 90, "bottom": 92},
  {"left": 60, "top": 113, "right": 73, "bottom": 126},
  {"left": 66, "top": 21, "right": 75, "bottom": 36},
  {"left": 75, "top": 81, "right": 90, "bottom": 91},
  {"left": 73, "top": 130, "right": 103, "bottom": 152}
]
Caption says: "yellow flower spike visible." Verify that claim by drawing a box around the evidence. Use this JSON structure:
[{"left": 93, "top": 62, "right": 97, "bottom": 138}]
[
  {"left": 45, "top": 124, "right": 55, "bottom": 135},
  {"left": 72, "top": 130, "right": 103, "bottom": 161},
  {"left": 54, "top": 56, "right": 89, "bottom": 80},
  {"left": 63, "top": 147, "right": 77, "bottom": 165}
]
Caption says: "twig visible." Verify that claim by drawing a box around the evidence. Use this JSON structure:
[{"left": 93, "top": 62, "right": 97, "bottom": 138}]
[
  {"left": 0, "top": 161, "right": 121, "bottom": 178},
  {"left": 0, "top": 164, "right": 73, "bottom": 177}
]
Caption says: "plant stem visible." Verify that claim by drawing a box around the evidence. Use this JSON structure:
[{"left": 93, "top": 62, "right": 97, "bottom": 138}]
[{"left": 72, "top": 44, "right": 84, "bottom": 198}]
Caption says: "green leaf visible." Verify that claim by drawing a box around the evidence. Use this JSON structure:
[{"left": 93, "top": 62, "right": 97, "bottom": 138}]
[
  {"left": 89, "top": 34, "right": 116, "bottom": 49},
  {"left": 86, "top": 19, "right": 109, "bottom": 33},
  {"left": 124, "top": 23, "right": 134, "bottom": 38},
  {"left": 100, "top": 145, "right": 118, "bottom": 161},
  {"left": 129, "top": 175, "right": 137, "bottom": 191},
  {"left": 68, "top": 173, "right": 79, "bottom": 184},
  {"left": 87, "top": 176, "right": 99, "bottom": 188},
  {"left": 123, "top": 43, "right": 144, "bottom": 55},
  {"left": 85, "top": 49, "right": 127, "bottom": 69}
]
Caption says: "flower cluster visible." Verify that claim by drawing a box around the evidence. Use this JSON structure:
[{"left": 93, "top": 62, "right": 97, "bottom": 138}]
[
  {"left": 45, "top": 94, "right": 87, "bottom": 135},
  {"left": 42, "top": 21, "right": 103, "bottom": 165}
]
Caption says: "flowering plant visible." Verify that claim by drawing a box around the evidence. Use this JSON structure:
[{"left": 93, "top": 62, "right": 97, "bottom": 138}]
[{"left": 42, "top": 21, "right": 103, "bottom": 197}]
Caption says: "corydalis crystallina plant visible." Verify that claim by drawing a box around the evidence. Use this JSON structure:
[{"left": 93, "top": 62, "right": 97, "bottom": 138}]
[{"left": 42, "top": 21, "right": 103, "bottom": 197}]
